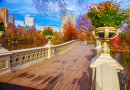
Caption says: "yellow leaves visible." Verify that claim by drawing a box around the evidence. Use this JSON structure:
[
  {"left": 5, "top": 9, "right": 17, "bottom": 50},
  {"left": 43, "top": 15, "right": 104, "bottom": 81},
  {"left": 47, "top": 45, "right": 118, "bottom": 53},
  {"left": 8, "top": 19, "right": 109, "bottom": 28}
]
[
  {"left": 85, "top": 12, "right": 89, "bottom": 18},
  {"left": 50, "top": 32, "right": 64, "bottom": 45}
]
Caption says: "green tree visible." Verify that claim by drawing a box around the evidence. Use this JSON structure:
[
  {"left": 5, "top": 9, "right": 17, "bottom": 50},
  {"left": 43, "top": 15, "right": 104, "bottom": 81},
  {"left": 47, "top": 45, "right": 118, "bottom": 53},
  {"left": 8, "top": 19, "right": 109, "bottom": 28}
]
[{"left": 0, "top": 22, "right": 5, "bottom": 32}]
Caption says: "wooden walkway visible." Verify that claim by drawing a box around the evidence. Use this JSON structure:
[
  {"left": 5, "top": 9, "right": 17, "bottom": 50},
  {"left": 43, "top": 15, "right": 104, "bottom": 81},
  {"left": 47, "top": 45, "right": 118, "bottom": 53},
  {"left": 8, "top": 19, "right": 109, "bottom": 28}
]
[{"left": 0, "top": 44, "right": 95, "bottom": 90}]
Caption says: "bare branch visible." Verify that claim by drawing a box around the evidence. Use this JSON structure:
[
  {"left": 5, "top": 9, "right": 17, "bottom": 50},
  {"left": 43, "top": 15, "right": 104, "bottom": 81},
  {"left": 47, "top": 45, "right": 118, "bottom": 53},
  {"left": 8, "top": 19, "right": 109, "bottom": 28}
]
[{"left": 31, "top": 0, "right": 87, "bottom": 17}]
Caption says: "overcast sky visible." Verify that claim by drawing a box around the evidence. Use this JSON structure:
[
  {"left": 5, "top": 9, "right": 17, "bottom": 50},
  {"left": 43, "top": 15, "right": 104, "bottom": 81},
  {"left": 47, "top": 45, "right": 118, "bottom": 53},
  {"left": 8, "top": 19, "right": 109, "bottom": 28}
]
[{"left": 0, "top": 0, "right": 130, "bottom": 32}]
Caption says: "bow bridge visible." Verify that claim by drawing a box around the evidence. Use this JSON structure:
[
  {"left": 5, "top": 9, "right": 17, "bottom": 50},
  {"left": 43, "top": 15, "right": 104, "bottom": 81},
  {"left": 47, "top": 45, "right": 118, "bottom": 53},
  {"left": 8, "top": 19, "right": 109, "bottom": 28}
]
[{"left": 0, "top": 40, "right": 123, "bottom": 90}]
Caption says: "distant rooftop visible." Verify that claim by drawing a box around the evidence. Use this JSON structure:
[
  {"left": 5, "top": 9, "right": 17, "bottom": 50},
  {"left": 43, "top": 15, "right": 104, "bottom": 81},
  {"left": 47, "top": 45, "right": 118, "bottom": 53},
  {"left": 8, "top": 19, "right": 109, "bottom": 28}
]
[{"left": 26, "top": 14, "right": 30, "bottom": 17}]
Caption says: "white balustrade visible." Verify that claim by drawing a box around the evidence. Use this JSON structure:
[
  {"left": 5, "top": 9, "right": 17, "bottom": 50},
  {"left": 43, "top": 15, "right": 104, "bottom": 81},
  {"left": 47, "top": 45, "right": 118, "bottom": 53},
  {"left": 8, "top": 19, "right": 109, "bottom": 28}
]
[{"left": 0, "top": 39, "right": 80, "bottom": 75}]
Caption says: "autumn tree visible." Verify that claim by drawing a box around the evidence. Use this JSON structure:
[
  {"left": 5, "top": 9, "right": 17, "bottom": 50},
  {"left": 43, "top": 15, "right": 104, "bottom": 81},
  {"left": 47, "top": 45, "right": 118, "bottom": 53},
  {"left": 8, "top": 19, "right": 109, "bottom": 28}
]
[
  {"left": 34, "top": 30, "right": 44, "bottom": 41},
  {"left": 76, "top": 14, "right": 92, "bottom": 32},
  {"left": 126, "top": 24, "right": 130, "bottom": 48},
  {"left": 123, "top": 8, "right": 130, "bottom": 23},
  {"left": 77, "top": 30, "right": 83, "bottom": 40},
  {"left": 28, "top": 28, "right": 36, "bottom": 41},
  {"left": 119, "top": 23, "right": 130, "bottom": 48},
  {"left": 109, "top": 32, "right": 121, "bottom": 50},
  {"left": 63, "top": 22, "right": 77, "bottom": 41},
  {"left": 5, "top": 27, "right": 16, "bottom": 42},
  {"left": 51, "top": 32, "right": 64, "bottom": 45}
]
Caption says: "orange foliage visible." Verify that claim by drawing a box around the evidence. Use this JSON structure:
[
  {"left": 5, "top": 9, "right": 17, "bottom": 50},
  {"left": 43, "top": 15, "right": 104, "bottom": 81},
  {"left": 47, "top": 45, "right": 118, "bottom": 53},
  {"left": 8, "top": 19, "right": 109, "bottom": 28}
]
[
  {"left": 51, "top": 32, "right": 64, "bottom": 45},
  {"left": 63, "top": 22, "right": 77, "bottom": 41},
  {"left": 4, "top": 27, "right": 44, "bottom": 42}
]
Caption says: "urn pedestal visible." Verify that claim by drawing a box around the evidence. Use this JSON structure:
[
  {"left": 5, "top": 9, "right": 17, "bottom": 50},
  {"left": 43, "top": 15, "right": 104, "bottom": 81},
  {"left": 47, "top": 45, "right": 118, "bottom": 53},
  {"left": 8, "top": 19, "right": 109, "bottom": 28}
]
[{"left": 44, "top": 36, "right": 54, "bottom": 58}]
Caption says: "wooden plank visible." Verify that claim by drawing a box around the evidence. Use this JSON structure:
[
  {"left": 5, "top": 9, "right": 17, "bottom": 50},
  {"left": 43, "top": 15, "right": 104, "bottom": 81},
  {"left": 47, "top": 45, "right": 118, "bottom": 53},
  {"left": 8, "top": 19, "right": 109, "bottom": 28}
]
[{"left": 53, "top": 58, "right": 81, "bottom": 90}]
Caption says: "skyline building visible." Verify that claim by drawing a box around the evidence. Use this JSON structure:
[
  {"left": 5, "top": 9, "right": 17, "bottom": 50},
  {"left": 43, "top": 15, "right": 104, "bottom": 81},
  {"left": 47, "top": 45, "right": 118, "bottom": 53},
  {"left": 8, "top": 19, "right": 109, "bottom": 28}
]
[
  {"left": 0, "top": 8, "right": 8, "bottom": 27},
  {"left": 59, "top": 11, "right": 75, "bottom": 33},
  {"left": 24, "top": 14, "right": 35, "bottom": 27},
  {"left": 59, "top": 10, "right": 67, "bottom": 33},
  {"left": 39, "top": 25, "right": 56, "bottom": 32},
  {"left": 10, "top": 13, "right": 15, "bottom": 26},
  {"left": 69, "top": 11, "right": 76, "bottom": 28}
]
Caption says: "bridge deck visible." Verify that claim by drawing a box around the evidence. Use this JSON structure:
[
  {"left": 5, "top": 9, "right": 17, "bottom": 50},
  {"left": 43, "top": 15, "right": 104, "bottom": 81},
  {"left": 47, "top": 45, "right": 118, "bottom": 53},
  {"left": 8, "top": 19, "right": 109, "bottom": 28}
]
[{"left": 0, "top": 44, "right": 95, "bottom": 90}]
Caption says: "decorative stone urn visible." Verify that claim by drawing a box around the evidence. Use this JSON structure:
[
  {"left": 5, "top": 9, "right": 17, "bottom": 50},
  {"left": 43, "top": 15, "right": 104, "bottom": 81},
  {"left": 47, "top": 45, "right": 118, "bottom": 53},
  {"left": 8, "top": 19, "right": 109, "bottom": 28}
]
[
  {"left": 91, "top": 26, "right": 122, "bottom": 67},
  {"left": 0, "top": 31, "right": 7, "bottom": 38},
  {"left": 90, "top": 27, "right": 123, "bottom": 90},
  {"left": 46, "top": 35, "right": 53, "bottom": 39},
  {"left": 46, "top": 35, "right": 53, "bottom": 45},
  {"left": 92, "top": 27, "right": 119, "bottom": 54},
  {"left": 0, "top": 31, "right": 7, "bottom": 46}
]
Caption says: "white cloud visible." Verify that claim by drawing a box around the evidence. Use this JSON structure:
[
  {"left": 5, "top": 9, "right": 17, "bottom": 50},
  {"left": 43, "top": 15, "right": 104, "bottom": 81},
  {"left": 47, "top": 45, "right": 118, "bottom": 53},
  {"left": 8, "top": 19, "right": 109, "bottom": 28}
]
[
  {"left": 24, "top": 6, "right": 37, "bottom": 14},
  {"left": 8, "top": 9, "right": 19, "bottom": 11},
  {"left": 14, "top": 6, "right": 37, "bottom": 15},
  {"left": 116, "top": 0, "right": 122, "bottom": 2},
  {"left": 15, "top": 20, "right": 23, "bottom": 26},
  {"left": 66, "top": 6, "right": 76, "bottom": 11},
  {"left": 124, "top": 2, "right": 130, "bottom": 5}
]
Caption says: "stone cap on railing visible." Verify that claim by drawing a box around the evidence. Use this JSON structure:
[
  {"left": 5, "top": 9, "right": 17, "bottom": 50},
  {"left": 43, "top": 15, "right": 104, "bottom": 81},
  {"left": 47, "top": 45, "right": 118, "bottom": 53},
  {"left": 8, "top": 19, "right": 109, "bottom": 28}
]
[
  {"left": 9, "top": 39, "right": 79, "bottom": 54},
  {"left": 53, "top": 40, "right": 78, "bottom": 47},
  {"left": 0, "top": 47, "right": 12, "bottom": 56},
  {"left": 10, "top": 46, "right": 48, "bottom": 54}
]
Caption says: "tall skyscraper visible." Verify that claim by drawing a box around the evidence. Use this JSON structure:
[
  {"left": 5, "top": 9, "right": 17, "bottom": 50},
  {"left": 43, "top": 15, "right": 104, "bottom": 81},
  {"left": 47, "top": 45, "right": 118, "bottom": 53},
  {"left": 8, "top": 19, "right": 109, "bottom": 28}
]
[
  {"left": 59, "top": 10, "right": 67, "bottom": 33},
  {"left": 0, "top": 8, "right": 8, "bottom": 27},
  {"left": 59, "top": 11, "right": 75, "bottom": 33},
  {"left": 69, "top": 11, "right": 75, "bottom": 28},
  {"left": 24, "top": 14, "right": 35, "bottom": 27},
  {"left": 10, "top": 13, "right": 15, "bottom": 26}
]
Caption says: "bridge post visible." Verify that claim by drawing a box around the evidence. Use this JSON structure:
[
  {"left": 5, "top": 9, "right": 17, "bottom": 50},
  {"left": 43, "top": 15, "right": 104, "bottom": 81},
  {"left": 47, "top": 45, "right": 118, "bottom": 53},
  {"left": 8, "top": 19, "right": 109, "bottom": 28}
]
[
  {"left": 90, "top": 41, "right": 123, "bottom": 90},
  {"left": 44, "top": 40, "right": 54, "bottom": 58},
  {"left": 96, "top": 40, "right": 99, "bottom": 46},
  {"left": 0, "top": 47, "right": 12, "bottom": 76},
  {"left": 91, "top": 42, "right": 101, "bottom": 90}
]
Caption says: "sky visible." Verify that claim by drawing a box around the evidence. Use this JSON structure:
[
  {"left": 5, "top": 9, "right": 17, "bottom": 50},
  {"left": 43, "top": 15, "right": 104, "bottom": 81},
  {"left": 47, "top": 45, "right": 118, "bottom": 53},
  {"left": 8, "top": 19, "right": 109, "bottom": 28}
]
[{"left": 0, "top": 0, "right": 130, "bottom": 32}]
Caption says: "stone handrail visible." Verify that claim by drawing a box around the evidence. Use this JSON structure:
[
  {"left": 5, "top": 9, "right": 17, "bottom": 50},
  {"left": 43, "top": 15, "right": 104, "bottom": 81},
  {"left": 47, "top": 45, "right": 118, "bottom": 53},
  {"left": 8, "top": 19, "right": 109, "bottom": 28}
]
[
  {"left": 0, "top": 39, "right": 80, "bottom": 76},
  {"left": 53, "top": 40, "right": 79, "bottom": 55}
]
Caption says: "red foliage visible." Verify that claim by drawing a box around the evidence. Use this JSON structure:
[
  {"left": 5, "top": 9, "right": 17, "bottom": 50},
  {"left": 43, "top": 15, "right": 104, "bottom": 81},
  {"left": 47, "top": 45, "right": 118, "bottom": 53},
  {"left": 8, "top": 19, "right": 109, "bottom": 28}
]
[
  {"left": 110, "top": 32, "right": 121, "bottom": 47},
  {"left": 126, "top": 24, "right": 130, "bottom": 40},
  {"left": 63, "top": 22, "right": 77, "bottom": 41},
  {"left": 76, "top": 14, "right": 93, "bottom": 32}
]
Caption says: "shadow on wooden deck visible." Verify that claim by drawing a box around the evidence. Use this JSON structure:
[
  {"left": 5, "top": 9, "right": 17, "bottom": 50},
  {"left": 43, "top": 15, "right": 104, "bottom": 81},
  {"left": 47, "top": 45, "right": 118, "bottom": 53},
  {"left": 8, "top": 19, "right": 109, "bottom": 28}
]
[{"left": 0, "top": 82, "right": 38, "bottom": 90}]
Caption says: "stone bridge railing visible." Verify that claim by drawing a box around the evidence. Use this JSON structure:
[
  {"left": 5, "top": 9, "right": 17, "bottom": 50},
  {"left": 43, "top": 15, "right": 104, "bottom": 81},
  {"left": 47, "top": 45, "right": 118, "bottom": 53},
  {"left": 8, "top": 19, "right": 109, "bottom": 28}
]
[
  {"left": 0, "top": 40, "right": 80, "bottom": 76},
  {"left": 90, "top": 40, "right": 124, "bottom": 90}
]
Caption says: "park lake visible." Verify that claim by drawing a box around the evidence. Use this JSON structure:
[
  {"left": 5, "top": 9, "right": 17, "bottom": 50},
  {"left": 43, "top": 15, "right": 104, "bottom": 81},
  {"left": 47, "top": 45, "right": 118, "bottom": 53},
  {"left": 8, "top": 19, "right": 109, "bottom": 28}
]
[
  {"left": 0, "top": 41, "right": 47, "bottom": 51},
  {"left": 110, "top": 51, "right": 130, "bottom": 90}
]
